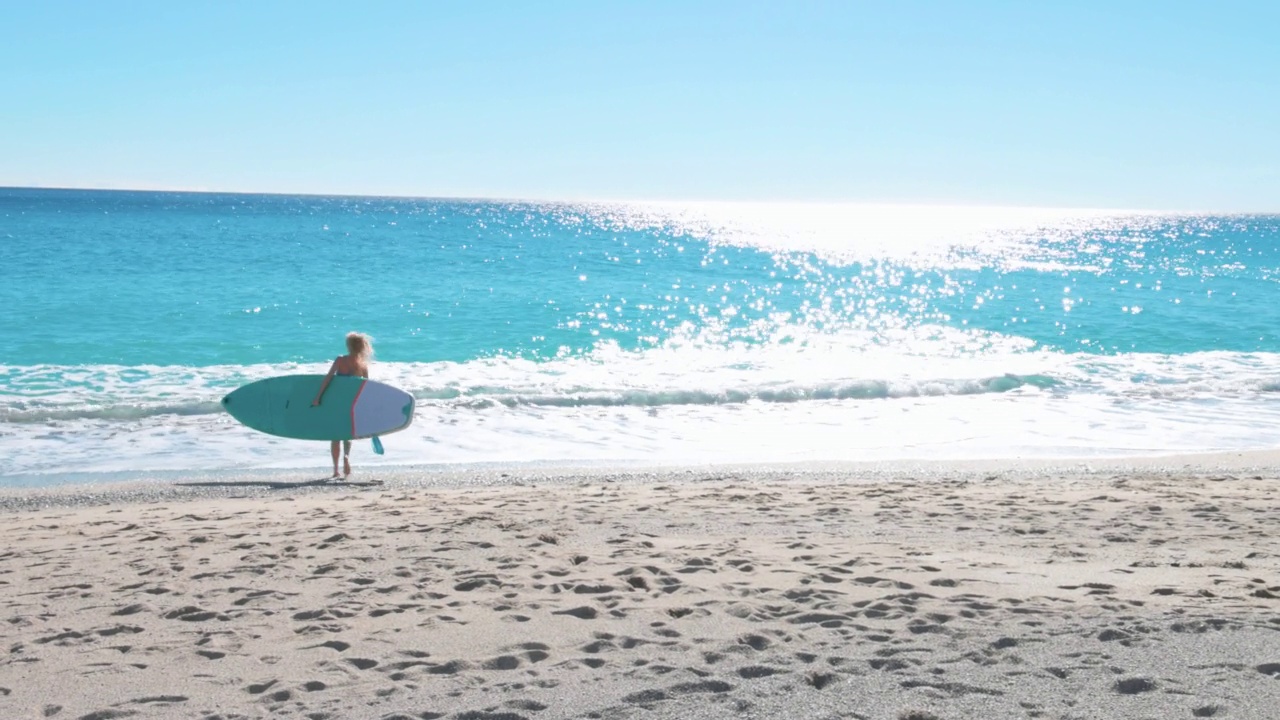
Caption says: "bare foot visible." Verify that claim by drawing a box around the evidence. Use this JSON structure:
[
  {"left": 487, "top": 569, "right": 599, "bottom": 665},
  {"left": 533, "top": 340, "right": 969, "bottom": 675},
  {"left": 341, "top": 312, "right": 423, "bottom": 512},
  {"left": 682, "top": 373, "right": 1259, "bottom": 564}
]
[{"left": 343, "top": 456, "right": 352, "bottom": 477}]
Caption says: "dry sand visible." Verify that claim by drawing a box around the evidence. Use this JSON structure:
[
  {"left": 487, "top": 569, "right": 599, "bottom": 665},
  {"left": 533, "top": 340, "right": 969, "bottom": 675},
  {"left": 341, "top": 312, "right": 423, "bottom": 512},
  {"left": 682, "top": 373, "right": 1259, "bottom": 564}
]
[{"left": 1, "top": 460, "right": 1279, "bottom": 719}]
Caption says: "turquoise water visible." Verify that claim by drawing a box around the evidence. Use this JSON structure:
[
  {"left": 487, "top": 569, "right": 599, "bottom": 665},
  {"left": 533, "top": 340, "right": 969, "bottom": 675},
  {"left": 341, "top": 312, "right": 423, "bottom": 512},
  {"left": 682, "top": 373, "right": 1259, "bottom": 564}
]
[{"left": 3, "top": 188, "right": 1280, "bottom": 483}]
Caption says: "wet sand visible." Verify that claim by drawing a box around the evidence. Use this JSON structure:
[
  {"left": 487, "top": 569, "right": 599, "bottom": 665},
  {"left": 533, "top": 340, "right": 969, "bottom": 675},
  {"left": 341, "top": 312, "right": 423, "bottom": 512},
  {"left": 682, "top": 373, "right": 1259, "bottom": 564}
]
[{"left": 1, "top": 459, "right": 1279, "bottom": 719}]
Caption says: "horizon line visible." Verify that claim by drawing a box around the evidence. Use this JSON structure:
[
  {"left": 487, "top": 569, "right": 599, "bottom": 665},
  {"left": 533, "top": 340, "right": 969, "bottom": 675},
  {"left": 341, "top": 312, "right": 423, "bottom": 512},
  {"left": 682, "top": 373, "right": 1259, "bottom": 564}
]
[{"left": 2, "top": 183, "right": 1272, "bottom": 215}]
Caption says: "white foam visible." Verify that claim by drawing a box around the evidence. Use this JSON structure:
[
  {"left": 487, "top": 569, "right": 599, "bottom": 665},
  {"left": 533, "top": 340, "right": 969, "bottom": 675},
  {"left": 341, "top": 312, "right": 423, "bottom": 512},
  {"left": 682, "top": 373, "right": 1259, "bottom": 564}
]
[{"left": 5, "top": 337, "right": 1280, "bottom": 481}]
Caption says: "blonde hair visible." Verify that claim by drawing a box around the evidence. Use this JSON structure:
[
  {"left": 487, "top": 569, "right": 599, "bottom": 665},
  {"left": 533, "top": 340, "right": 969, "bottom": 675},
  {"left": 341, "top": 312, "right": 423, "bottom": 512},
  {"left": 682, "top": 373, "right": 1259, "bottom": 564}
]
[{"left": 346, "top": 332, "right": 374, "bottom": 360}]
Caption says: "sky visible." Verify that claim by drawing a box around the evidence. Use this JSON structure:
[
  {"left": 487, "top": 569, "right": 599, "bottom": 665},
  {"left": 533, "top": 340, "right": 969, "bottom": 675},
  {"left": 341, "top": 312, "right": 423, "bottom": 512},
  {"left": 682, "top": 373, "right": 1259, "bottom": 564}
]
[{"left": 1, "top": 1, "right": 1277, "bottom": 211}]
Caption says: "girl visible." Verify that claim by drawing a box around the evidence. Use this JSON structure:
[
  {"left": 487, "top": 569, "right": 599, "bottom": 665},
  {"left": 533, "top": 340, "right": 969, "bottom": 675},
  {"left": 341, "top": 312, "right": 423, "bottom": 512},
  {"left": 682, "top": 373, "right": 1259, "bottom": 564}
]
[{"left": 311, "top": 331, "right": 374, "bottom": 478}]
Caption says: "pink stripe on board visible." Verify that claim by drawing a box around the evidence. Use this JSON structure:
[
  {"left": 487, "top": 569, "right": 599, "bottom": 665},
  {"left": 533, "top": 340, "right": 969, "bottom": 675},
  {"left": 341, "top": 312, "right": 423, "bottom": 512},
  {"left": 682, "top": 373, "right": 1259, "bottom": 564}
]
[{"left": 350, "top": 380, "right": 367, "bottom": 436}]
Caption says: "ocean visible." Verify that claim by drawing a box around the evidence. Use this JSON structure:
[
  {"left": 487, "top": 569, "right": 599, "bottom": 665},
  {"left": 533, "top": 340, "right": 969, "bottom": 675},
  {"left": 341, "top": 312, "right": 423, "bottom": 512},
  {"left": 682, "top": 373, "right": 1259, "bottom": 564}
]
[{"left": 3, "top": 187, "right": 1279, "bottom": 486}]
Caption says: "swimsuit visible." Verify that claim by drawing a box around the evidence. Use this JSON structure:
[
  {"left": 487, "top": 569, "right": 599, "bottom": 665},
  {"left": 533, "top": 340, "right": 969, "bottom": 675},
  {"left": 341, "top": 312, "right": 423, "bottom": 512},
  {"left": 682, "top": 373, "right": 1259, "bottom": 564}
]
[{"left": 335, "top": 357, "right": 362, "bottom": 377}]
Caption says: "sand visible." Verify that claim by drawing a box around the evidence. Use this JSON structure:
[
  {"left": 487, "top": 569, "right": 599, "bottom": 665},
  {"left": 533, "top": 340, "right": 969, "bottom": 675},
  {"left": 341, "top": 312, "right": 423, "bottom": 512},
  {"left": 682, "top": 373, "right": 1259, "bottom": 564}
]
[{"left": 1, "top": 459, "right": 1279, "bottom": 720}]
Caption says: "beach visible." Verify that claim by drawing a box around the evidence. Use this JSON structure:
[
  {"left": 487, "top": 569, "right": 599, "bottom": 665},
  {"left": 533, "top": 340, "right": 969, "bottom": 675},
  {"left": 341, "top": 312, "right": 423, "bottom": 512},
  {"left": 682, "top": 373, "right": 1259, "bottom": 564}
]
[
  {"left": 2, "top": 457, "right": 1279, "bottom": 719},
  {"left": 6, "top": 0, "right": 1280, "bottom": 716}
]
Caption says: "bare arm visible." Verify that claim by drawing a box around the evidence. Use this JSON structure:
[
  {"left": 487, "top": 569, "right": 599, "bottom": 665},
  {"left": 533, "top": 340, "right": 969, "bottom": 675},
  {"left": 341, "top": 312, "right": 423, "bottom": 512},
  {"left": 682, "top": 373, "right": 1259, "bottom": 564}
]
[{"left": 311, "top": 359, "right": 339, "bottom": 406}]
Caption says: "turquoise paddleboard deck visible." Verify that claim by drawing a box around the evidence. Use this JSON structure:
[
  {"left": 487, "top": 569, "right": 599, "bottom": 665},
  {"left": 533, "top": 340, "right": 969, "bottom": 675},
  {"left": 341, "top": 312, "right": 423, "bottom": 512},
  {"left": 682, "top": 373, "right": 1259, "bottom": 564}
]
[{"left": 222, "top": 374, "right": 415, "bottom": 441}]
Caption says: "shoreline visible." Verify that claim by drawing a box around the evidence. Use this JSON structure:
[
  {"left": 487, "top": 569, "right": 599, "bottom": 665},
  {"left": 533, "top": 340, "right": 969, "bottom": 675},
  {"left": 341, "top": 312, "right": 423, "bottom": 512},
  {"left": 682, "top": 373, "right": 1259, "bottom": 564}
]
[
  {"left": 0, "top": 462, "right": 1277, "bottom": 718},
  {"left": 3, "top": 448, "right": 1280, "bottom": 512}
]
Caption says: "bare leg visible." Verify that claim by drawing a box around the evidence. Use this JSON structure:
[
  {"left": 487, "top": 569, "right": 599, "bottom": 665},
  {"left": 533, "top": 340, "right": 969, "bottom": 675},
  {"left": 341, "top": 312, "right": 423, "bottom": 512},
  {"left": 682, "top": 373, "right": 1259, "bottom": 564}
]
[
  {"left": 343, "top": 441, "right": 352, "bottom": 477},
  {"left": 329, "top": 441, "right": 341, "bottom": 478}
]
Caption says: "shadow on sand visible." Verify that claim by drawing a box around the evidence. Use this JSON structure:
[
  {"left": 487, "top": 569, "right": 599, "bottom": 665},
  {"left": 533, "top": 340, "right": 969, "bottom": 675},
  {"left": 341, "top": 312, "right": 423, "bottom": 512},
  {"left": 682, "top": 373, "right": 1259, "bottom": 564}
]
[{"left": 175, "top": 476, "right": 384, "bottom": 490}]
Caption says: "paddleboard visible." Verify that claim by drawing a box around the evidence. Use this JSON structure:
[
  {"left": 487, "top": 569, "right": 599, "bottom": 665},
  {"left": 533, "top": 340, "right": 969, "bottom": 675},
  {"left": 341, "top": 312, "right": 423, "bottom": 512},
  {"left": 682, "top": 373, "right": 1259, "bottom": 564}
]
[{"left": 221, "top": 374, "right": 415, "bottom": 441}]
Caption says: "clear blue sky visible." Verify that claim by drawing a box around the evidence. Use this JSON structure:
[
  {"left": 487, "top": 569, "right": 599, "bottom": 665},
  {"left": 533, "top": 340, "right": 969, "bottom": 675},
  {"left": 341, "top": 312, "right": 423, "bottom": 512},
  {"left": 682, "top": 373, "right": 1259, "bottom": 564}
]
[{"left": 2, "top": 1, "right": 1277, "bottom": 210}]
